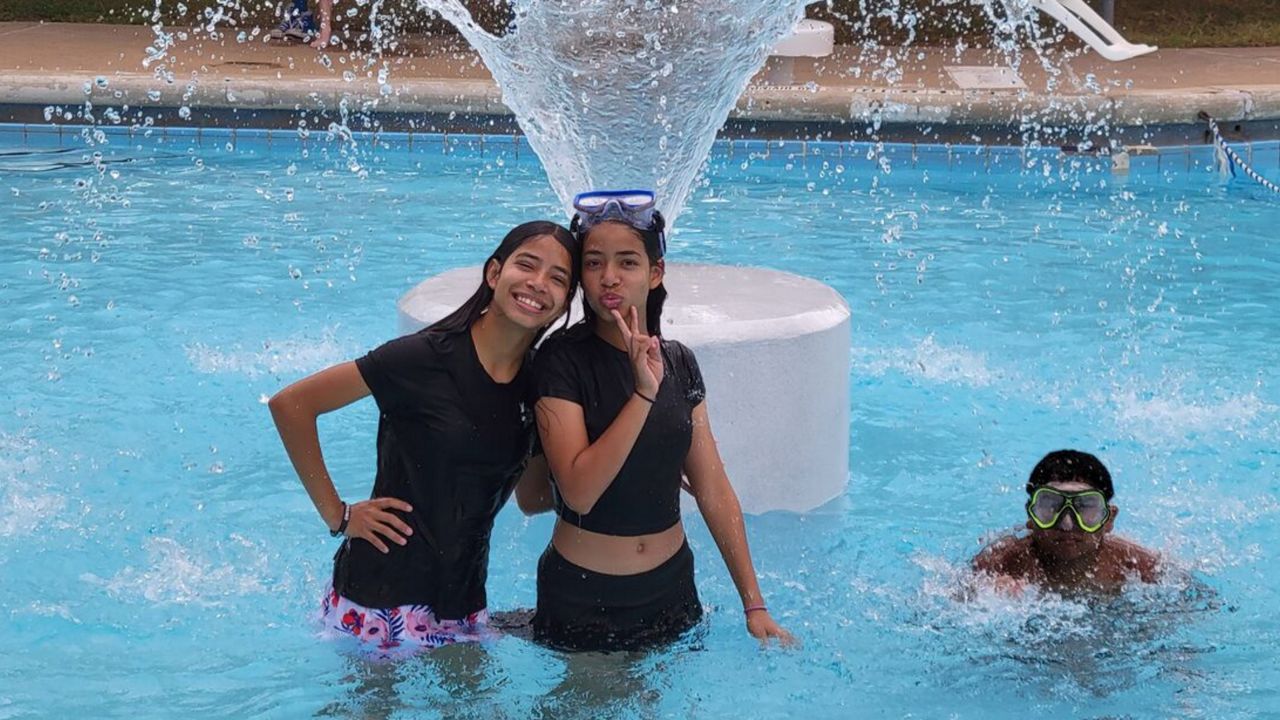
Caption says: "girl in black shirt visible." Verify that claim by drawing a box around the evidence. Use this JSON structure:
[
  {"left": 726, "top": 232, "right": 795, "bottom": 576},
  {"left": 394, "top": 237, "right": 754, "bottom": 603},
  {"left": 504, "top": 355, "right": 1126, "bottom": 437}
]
[
  {"left": 527, "top": 191, "right": 792, "bottom": 651},
  {"left": 269, "top": 221, "right": 577, "bottom": 657}
]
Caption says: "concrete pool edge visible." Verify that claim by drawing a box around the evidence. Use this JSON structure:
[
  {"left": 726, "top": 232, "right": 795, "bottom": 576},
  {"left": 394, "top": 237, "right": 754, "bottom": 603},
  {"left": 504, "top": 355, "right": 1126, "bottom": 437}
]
[
  {"left": 2, "top": 22, "right": 1279, "bottom": 144},
  {"left": 2, "top": 76, "right": 1279, "bottom": 146},
  {"left": 4, "top": 102, "right": 1279, "bottom": 148}
]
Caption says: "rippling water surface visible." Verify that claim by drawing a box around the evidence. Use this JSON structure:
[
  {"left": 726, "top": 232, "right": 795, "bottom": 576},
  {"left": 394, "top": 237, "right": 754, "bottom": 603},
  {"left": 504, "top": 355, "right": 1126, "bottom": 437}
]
[{"left": 2, "top": 125, "right": 1278, "bottom": 718}]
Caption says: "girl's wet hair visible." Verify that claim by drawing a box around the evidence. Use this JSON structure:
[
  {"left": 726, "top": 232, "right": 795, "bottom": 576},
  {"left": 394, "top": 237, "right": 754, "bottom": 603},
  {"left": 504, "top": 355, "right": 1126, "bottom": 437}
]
[
  {"left": 429, "top": 220, "right": 579, "bottom": 343},
  {"left": 577, "top": 217, "right": 667, "bottom": 337}
]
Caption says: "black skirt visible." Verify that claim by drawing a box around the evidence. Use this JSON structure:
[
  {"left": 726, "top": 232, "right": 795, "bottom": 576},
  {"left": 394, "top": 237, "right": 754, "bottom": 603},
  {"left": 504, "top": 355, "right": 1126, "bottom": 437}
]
[{"left": 533, "top": 541, "right": 703, "bottom": 653}]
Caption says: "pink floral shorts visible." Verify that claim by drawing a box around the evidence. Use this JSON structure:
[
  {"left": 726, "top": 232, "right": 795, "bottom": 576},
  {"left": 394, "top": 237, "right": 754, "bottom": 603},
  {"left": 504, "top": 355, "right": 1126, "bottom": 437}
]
[{"left": 319, "top": 584, "right": 495, "bottom": 659}]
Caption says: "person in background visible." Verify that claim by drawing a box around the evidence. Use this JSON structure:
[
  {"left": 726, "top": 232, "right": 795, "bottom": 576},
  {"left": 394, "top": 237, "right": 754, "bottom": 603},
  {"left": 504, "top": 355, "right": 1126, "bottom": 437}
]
[
  {"left": 309, "top": 0, "right": 336, "bottom": 49},
  {"left": 269, "top": 0, "right": 316, "bottom": 42},
  {"left": 973, "top": 449, "right": 1161, "bottom": 594}
]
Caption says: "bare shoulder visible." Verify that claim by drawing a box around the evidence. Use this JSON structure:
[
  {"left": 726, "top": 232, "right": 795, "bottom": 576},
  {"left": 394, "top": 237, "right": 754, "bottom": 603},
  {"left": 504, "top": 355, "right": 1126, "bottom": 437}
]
[
  {"left": 1106, "top": 536, "right": 1162, "bottom": 582},
  {"left": 972, "top": 534, "right": 1031, "bottom": 575}
]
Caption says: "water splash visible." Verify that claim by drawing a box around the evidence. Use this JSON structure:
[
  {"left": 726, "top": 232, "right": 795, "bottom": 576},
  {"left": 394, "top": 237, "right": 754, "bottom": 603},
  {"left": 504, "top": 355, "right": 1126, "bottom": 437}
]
[
  {"left": 184, "top": 326, "right": 358, "bottom": 378},
  {"left": 419, "top": 0, "right": 809, "bottom": 226},
  {"left": 852, "top": 335, "right": 1000, "bottom": 387},
  {"left": 83, "top": 536, "right": 268, "bottom": 607},
  {"left": 0, "top": 434, "right": 69, "bottom": 538}
]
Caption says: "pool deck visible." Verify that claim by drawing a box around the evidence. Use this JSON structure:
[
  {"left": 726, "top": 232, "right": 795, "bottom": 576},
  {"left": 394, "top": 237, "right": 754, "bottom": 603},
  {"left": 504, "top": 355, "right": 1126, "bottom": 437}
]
[{"left": 1, "top": 21, "right": 1278, "bottom": 139}]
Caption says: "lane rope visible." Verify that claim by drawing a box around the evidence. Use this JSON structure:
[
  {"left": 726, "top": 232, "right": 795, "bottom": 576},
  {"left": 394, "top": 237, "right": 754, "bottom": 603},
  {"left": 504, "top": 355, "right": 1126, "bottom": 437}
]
[{"left": 1199, "top": 111, "right": 1280, "bottom": 194}]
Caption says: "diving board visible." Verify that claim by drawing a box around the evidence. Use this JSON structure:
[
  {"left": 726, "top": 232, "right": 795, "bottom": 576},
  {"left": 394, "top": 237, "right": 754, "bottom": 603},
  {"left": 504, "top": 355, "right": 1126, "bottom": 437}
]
[{"left": 1031, "top": 0, "right": 1157, "bottom": 62}]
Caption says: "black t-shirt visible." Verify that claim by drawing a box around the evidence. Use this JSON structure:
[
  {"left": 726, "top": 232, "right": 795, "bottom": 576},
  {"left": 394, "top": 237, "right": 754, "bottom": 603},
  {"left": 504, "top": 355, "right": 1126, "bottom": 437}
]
[
  {"left": 334, "top": 327, "right": 534, "bottom": 618},
  {"left": 533, "top": 324, "right": 706, "bottom": 536}
]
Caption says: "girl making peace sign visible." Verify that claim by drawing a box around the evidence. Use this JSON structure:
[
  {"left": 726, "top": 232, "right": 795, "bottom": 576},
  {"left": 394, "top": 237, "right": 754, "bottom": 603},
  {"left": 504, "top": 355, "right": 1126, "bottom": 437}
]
[{"left": 524, "top": 191, "right": 792, "bottom": 652}]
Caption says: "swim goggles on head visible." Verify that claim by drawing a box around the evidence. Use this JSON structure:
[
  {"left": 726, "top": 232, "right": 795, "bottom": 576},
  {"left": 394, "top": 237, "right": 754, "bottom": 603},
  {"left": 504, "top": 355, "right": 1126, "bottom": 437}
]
[
  {"left": 1025, "top": 487, "right": 1111, "bottom": 533},
  {"left": 570, "top": 189, "right": 666, "bottom": 255}
]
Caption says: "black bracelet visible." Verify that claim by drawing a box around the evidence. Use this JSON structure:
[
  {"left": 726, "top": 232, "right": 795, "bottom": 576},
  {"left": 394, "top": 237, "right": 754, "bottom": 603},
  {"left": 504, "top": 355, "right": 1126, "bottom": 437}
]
[
  {"left": 634, "top": 389, "right": 656, "bottom": 404},
  {"left": 330, "top": 502, "right": 350, "bottom": 538}
]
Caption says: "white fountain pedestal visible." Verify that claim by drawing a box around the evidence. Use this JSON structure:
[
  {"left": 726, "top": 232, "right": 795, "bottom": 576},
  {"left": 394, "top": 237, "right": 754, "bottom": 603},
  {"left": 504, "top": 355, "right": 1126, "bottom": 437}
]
[{"left": 398, "top": 263, "right": 851, "bottom": 515}]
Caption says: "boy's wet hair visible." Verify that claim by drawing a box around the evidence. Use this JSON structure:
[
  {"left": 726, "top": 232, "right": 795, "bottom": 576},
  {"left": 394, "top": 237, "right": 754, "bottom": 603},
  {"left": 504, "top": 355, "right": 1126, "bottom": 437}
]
[{"left": 1026, "top": 449, "right": 1114, "bottom": 500}]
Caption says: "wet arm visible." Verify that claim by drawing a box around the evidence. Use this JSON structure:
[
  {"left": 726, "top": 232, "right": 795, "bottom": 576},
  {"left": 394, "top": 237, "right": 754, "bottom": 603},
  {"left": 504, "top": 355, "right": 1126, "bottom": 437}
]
[
  {"left": 268, "top": 361, "right": 371, "bottom": 531},
  {"left": 535, "top": 395, "right": 652, "bottom": 515},
  {"left": 514, "top": 454, "right": 554, "bottom": 515},
  {"left": 683, "top": 402, "right": 765, "bottom": 611}
]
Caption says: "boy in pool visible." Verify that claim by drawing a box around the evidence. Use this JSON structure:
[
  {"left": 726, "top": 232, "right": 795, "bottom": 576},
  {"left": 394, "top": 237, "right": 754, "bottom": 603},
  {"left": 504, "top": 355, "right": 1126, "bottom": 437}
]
[{"left": 973, "top": 450, "right": 1161, "bottom": 594}]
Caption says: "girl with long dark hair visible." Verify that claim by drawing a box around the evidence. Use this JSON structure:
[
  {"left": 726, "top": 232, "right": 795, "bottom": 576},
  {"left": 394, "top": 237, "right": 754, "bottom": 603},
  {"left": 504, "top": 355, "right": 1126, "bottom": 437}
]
[
  {"left": 526, "top": 192, "right": 792, "bottom": 651},
  {"left": 269, "top": 221, "right": 578, "bottom": 656}
]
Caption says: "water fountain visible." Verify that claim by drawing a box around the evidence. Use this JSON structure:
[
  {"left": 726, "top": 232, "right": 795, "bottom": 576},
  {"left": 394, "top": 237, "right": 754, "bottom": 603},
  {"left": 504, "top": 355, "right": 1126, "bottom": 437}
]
[
  {"left": 398, "top": 1, "right": 848, "bottom": 513},
  {"left": 392, "top": 0, "right": 1158, "bottom": 512}
]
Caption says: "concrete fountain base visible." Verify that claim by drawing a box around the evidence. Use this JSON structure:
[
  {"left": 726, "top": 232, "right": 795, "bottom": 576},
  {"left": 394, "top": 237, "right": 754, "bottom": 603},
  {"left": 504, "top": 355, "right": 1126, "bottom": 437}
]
[{"left": 398, "top": 263, "right": 850, "bottom": 515}]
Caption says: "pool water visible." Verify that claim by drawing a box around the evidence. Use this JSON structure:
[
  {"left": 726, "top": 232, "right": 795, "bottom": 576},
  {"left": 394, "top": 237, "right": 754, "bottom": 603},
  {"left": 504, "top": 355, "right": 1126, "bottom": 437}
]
[{"left": 2, "top": 124, "right": 1278, "bottom": 718}]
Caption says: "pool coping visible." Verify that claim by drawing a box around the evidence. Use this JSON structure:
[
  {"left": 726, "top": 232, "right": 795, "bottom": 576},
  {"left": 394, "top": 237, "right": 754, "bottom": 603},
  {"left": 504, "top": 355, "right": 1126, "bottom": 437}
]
[
  {"left": 2, "top": 22, "right": 1279, "bottom": 143},
  {"left": 5, "top": 70, "right": 1279, "bottom": 123}
]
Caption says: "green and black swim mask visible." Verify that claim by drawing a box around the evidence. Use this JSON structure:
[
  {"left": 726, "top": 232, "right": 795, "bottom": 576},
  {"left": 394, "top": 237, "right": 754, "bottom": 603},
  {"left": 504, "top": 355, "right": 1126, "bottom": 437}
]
[{"left": 1025, "top": 487, "right": 1111, "bottom": 533}]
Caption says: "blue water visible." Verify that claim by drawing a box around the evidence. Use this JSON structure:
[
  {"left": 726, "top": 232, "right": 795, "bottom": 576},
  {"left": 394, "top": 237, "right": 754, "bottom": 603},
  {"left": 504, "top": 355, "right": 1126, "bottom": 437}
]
[{"left": 2, "top": 123, "right": 1278, "bottom": 718}]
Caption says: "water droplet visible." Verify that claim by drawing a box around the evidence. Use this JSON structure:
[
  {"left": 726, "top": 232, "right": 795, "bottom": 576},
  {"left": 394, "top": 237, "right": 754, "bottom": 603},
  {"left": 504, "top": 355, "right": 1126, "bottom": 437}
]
[{"left": 178, "top": 105, "right": 191, "bottom": 119}]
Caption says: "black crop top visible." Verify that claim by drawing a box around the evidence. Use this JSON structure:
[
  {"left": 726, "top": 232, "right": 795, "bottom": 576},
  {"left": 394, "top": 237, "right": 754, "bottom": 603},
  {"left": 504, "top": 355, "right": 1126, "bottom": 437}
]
[
  {"left": 533, "top": 324, "right": 706, "bottom": 536},
  {"left": 336, "top": 327, "right": 534, "bottom": 618}
]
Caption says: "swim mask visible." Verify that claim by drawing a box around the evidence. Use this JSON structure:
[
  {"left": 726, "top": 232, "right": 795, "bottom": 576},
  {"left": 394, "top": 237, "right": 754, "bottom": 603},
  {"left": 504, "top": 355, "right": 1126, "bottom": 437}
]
[
  {"left": 570, "top": 189, "right": 666, "bottom": 257},
  {"left": 1025, "top": 487, "right": 1111, "bottom": 533}
]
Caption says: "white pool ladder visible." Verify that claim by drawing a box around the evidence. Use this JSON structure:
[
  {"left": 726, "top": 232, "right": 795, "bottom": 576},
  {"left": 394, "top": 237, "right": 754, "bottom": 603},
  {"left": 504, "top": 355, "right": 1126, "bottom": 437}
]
[{"left": 1031, "top": 0, "right": 1157, "bottom": 61}]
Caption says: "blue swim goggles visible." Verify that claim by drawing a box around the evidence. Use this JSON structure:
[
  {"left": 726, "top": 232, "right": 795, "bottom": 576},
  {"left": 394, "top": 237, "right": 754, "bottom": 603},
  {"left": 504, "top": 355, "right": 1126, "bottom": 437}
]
[{"left": 570, "top": 189, "right": 666, "bottom": 256}]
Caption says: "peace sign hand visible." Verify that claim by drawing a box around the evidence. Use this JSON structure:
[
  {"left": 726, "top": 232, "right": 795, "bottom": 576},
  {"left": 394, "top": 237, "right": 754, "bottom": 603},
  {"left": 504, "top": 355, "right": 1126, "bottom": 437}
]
[{"left": 611, "top": 305, "right": 663, "bottom": 399}]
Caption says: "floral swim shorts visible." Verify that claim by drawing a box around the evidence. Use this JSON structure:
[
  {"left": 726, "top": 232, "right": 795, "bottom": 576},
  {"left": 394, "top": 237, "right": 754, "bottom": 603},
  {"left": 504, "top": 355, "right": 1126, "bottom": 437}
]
[{"left": 319, "top": 585, "right": 495, "bottom": 659}]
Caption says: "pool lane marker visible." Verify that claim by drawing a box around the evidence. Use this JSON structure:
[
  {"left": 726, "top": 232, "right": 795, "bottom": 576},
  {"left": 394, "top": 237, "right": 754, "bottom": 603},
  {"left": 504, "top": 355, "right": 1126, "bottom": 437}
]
[{"left": 1200, "top": 111, "right": 1280, "bottom": 195}]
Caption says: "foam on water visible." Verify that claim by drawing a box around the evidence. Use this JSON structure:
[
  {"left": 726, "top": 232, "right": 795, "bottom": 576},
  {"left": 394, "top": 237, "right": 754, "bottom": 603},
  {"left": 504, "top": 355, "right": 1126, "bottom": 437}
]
[
  {"left": 0, "top": 433, "right": 70, "bottom": 538},
  {"left": 911, "top": 549, "right": 1223, "bottom": 697},
  {"left": 853, "top": 335, "right": 1000, "bottom": 388},
  {"left": 184, "top": 326, "right": 359, "bottom": 378},
  {"left": 82, "top": 535, "right": 269, "bottom": 608},
  {"left": 1103, "top": 381, "right": 1276, "bottom": 445}
]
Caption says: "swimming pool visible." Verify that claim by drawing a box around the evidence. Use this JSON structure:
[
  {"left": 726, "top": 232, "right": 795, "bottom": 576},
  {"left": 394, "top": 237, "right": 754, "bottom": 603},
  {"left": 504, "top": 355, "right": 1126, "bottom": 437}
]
[{"left": 2, "top": 123, "right": 1278, "bottom": 718}]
